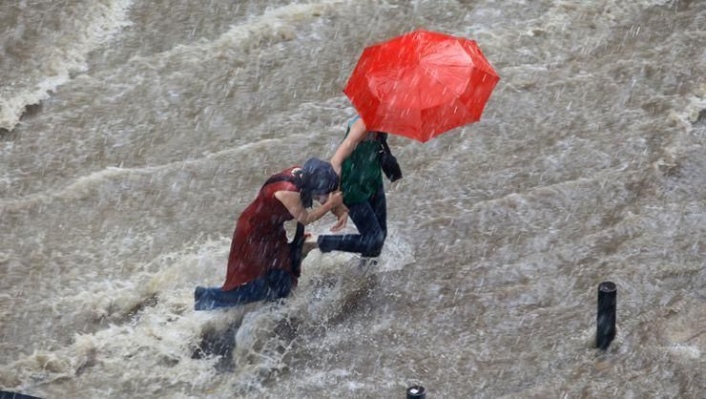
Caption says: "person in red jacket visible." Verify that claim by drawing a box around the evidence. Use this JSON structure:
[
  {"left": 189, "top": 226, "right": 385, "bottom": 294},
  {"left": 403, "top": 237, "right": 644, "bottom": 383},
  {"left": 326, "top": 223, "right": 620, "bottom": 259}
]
[{"left": 195, "top": 158, "right": 346, "bottom": 310}]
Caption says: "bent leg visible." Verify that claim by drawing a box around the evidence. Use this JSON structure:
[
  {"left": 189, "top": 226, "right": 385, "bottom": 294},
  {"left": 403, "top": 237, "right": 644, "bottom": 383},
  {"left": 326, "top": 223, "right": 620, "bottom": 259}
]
[
  {"left": 369, "top": 185, "right": 388, "bottom": 251},
  {"left": 317, "top": 194, "right": 385, "bottom": 256},
  {"left": 265, "top": 269, "right": 293, "bottom": 300},
  {"left": 194, "top": 269, "right": 294, "bottom": 311},
  {"left": 194, "top": 279, "right": 269, "bottom": 311}
]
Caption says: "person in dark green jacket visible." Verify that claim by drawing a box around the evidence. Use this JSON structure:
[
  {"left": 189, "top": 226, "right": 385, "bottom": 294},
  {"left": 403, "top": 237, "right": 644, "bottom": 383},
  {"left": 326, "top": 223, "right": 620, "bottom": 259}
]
[{"left": 308, "top": 115, "right": 389, "bottom": 260}]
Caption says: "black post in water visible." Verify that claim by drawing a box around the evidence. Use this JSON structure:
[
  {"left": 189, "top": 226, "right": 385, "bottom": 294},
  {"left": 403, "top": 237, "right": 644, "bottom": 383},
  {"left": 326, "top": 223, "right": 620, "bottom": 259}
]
[
  {"left": 0, "top": 390, "right": 44, "bottom": 399},
  {"left": 596, "top": 281, "right": 617, "bottom": 350},
  {"left": 407, "top": 385, "right": 426, "bottom": 399}
]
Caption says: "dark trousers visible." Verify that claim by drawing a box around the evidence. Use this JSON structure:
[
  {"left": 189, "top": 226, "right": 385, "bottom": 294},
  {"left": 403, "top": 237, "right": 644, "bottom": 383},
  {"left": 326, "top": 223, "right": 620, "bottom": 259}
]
[
  {"left": 194, "top": 269, "right": 292, "bottom": 311},
  {"left": 317, "top": 184, "right": 387, "bottom": 257}
]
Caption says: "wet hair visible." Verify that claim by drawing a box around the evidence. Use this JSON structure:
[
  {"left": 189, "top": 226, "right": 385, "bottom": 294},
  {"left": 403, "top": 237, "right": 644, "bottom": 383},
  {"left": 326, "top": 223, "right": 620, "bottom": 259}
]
[{"left": 297, "top": 158, "right": 339, "bottom": 207}]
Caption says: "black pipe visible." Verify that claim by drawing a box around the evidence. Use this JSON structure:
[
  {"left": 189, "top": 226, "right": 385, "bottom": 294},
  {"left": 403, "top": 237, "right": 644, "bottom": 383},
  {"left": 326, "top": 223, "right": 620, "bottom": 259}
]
[
  {"left": 407, "top": 385, "right": 426, "bottom": 399},
  {"left": 596, "top": 281, "right": 617, "bottom": 350},
  {"left": 0, "top": 391, "right": 44, "bottom": 399}
]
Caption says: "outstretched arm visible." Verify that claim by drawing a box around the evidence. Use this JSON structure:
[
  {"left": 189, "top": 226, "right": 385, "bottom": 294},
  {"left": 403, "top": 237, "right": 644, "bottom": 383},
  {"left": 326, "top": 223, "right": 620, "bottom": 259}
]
[
  {"left": 330, "top": 117, "right": 369, "bottom": 176},
  {"left": 274, "top": 191, "right": 343, "bottom": 225}
]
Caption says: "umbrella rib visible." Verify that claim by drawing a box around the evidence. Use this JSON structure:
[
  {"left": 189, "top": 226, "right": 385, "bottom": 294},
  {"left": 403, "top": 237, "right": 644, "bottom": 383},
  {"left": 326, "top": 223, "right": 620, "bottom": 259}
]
[{"left": 416, "top": 75, "right": 425, "bottom": 139}]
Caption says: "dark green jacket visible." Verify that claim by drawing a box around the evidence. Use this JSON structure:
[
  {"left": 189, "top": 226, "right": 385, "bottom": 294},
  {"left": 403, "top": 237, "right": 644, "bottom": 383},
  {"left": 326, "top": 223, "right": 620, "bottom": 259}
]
[{"left": 340, "top": 116, "right": 383, "bottom": 205}]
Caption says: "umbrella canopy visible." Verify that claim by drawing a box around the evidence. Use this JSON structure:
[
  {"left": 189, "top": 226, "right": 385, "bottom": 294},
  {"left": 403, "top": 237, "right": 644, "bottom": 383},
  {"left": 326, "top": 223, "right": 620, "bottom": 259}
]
[{"left": 343, "top": 29, "right": 500, "bottom": 142}]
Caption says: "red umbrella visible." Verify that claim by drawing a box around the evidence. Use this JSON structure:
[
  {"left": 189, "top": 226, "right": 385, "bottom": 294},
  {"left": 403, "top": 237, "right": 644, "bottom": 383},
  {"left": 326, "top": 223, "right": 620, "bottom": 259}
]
[{"left": 343, "top": 29, "right": 500, "bottom": 142}]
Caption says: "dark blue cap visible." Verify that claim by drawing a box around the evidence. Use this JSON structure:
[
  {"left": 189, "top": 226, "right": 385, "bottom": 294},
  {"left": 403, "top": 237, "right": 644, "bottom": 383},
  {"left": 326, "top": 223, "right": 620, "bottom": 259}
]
[{"left": 302, "top": 158, "right": 339, "bottom": 195}]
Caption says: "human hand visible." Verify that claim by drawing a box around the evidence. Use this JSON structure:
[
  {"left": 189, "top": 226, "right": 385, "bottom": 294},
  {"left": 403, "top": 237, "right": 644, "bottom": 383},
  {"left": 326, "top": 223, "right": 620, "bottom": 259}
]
[{"left": 330, "top": 209, "right": 348, "bottom": 232}]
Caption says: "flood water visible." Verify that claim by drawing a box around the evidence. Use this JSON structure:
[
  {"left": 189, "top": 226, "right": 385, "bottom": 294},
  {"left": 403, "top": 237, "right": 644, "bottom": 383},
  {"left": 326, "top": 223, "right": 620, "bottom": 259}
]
[{"left": 1, "top": 0, "right": 705, "bottom": 398}]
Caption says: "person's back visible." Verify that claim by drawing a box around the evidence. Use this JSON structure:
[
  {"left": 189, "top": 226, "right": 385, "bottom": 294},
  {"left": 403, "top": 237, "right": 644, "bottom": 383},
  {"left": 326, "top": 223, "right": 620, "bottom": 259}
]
[
  {"left": 340, "top": 127, "right": 383, "bottom": 206},
  {"left": 224, "top": 167, "right": 300, "bottom": 291}
]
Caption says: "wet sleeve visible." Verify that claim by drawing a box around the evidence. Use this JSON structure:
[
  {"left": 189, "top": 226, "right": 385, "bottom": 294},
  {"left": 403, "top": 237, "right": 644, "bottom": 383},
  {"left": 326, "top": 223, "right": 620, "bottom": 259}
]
[{"left": 348, "top": 115, "right": 361, "bottom": 128}]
